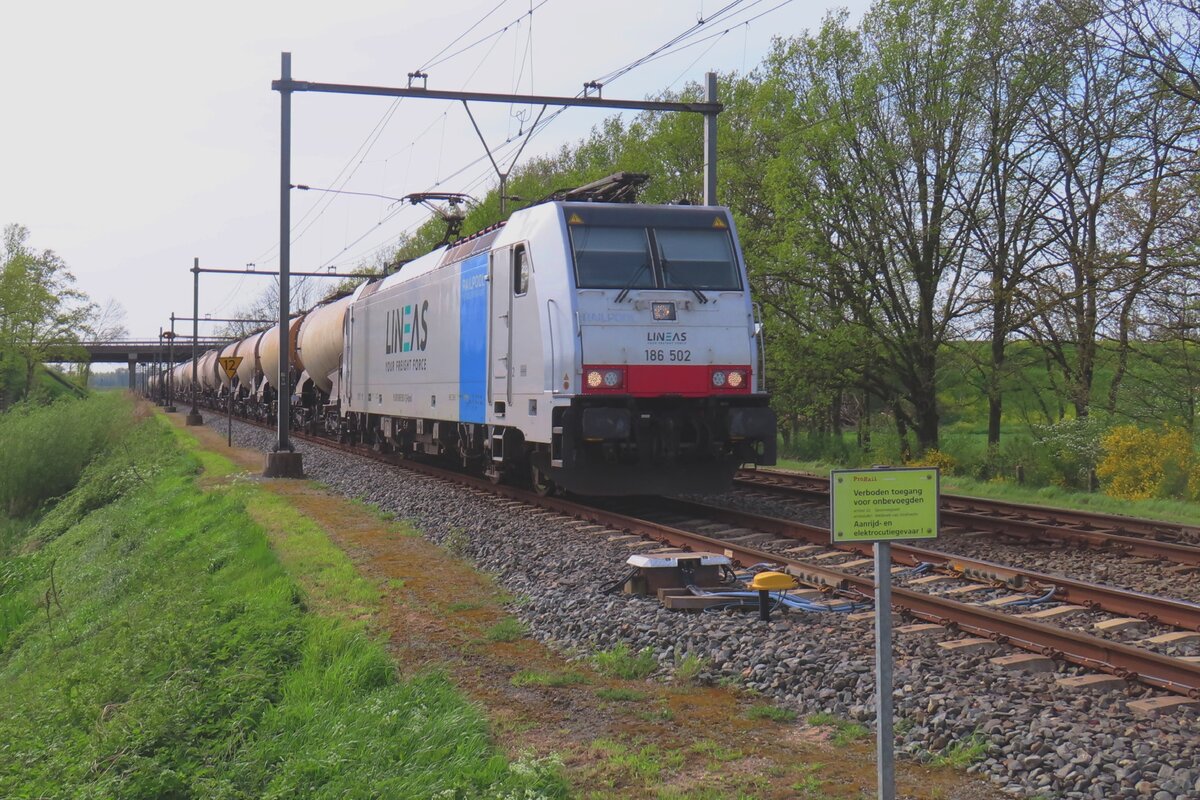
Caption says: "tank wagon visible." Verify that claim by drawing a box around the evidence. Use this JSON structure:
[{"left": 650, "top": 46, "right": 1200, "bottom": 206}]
[{"left": 178, "top": 194, "right": 777, "bottom": 495}]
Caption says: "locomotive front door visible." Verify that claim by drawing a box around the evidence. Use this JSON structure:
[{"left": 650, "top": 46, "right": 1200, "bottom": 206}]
[{"left": 488, "top": 245, "right": 513, "bottom": 413}]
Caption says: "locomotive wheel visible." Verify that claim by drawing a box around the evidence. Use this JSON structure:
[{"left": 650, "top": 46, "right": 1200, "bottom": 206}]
[{"left": 530, "top": 463, "right": 555, "bottom": 497}]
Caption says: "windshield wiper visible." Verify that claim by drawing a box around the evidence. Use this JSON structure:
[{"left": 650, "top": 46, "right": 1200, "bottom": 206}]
[
  {"left": 661, "top": 258, "right": 709, "bottom": 304},
  {"left": 614, "top": 262, "right": 650, "bottom": 303}
]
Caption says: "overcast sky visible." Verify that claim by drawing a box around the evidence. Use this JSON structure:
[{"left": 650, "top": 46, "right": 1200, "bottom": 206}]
[{"left": 1, "top": 0, "right": 866, "bottom": 350}]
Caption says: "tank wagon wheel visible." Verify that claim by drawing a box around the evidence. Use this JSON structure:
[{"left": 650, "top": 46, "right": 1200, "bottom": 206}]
[{"left": 530, "top": 463, "right": 556, "bottom": 497}]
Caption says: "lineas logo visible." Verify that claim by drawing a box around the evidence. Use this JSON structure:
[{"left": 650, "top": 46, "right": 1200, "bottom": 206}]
[{"left": 385, "top": 300, "right": 430, "bottom": 353}]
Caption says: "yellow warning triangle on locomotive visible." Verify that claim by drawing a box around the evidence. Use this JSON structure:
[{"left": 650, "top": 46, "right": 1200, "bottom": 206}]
[
  {"left": 567, "top": 213, "right": 584, "bottom": 225},
  {"left": 712, "top": 216, "right": 728, "bottom": 229}
]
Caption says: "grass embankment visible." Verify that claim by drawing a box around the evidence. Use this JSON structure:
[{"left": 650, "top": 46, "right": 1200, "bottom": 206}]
[
  {"left": 776, "top": 457, "right": 1200, "bottom": 526},
  {"left": 0, "top": 395, "right": 565, "bottom": 799}
]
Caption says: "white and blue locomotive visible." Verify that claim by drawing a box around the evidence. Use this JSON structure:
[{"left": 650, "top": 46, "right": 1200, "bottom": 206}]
[
  {"left": 184, "top": 195, "right": 777, "bottom": 496},
  {"left": 334, "top": 197, "right": 776, "bottom": 495}
]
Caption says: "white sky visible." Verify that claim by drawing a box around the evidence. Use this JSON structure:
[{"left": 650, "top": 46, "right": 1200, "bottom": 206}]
[{"left": 0, "top": 0, "right": 866, "bottom": 348}]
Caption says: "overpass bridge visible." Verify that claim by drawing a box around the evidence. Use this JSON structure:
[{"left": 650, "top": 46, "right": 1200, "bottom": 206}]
[{"left": 47, "top": 337, "right": 236, "bottom": 389}]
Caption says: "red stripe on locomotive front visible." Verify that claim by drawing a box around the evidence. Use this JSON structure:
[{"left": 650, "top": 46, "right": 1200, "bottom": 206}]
[{"left": 582, "top": 365, "right": 752, "bottom": 397}]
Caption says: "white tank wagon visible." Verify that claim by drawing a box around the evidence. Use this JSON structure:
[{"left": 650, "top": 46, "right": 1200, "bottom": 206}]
[
  {"left": 297, "top": 295, "right": 354, "bottom": 397},
  {"left": 235, "top": 331, "right": 264, "bottom": 392},
  {"left": 197, "top": 349, "right": 221, "bottom": 391},
  {"left": 256, "top": 318, "right": 304, "bottom": 399}
]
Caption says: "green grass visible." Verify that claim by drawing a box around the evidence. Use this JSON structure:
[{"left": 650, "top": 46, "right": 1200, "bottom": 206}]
[
  {"left": 777, "top": 455, "right": 1200, "bottom": 526},
  {"left": 689, "top": 739, "right": 744, "bottom": 763},
  {"left": 674, "top": 652, "right": 708, "bottom": 683},
  {"left": 0, "top": 398, "right": 566, "bottom": 798},
  {"left": 745, "top": 703, "right": 798, "bottom": 722},
  {"left": 485, "top": 616, "right": 528, "bottom": 642},
  {"left": 593, "top": 643, "right": 658, "bottom": 679},
  {"left": 930, "top": 733, "right": 988, "bottom": 768},
  {"left": 589, "top": 737, "right": 685, "bottom": 782},
  {"left": 595, "top": 687, "right": 647, "bottom": 702},
  {"left": 0, "top": 393, "right": 134, "bottom": 517},
  {"left": 805, "top": 712, "right": 870, "bottom": 746},
  {"left": 511, "top": 669, "right": 589, "bottom": 688}
]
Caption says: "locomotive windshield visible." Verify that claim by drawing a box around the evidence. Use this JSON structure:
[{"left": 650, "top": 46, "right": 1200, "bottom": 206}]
[{"left": 570, "top": 223, "right": 742, "bottom": 291}]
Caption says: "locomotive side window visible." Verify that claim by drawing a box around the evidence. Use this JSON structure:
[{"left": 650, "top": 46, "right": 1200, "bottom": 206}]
[
  {"left": 514, "top": 245, "right": 529, "bottom": 296},
  {"left": 654, "top": 228, "right": 742, "bottom": 291},
  {"left": 570, "top": 226, "right": 654, "bottom": 289}
]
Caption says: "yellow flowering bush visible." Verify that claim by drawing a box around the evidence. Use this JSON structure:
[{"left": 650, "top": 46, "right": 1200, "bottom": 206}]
[
  {"left": 907, "top": 448, "right": 957, "bottom": 475},
  {"left": 1097, "top": 425, "right": 1195, "bottom": 500}
]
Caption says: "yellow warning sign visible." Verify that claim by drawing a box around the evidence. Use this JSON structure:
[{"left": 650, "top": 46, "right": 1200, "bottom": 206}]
[
  {"left": 567, "top": 213, "right": 584, "bottom": 225},
  {"left": 712, "top": 216, "right": 728, "bottom": 229},
  {"left": 218, "top": 356, "right": 243, "bottom": 380}
]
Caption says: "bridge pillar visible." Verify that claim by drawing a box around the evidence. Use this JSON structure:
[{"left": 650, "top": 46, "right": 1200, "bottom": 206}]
[{"left": 128, "top": 354, "right": 138, "bottom": 392}]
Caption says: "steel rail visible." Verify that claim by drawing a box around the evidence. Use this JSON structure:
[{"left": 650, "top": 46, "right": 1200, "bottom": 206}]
[
  {"left": 184, "top": 408, "right": 1200, "bottom": 698},
  {"left": 650, "top": 497, "right": 1200, "bottom": 632},
  {"left": 736, "top": 471, "right": 1200, "bottom": 565}
]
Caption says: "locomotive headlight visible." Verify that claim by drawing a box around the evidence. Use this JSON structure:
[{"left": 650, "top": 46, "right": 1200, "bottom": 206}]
[
  {"left": 603, "top": 369, "right": 623, "bottom": 388},
  {"left": 652, "top": 302, "right": 676, "bottom": 321},
  {"left": 586, "top": 370, "right": 604, "bottom": 389},
  {"left": 727, "top": 370, "right": 745, "bottom": 388},
  {"left": 712, "top": 370, "right": 727, "bottom": 387}
]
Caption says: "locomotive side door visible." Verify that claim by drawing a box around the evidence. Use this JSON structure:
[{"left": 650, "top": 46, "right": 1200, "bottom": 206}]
[{"left": 488, "top": 245, "right": 513, "bottom": 414}]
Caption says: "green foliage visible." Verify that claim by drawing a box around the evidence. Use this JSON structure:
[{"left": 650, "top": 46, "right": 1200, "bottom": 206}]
[
  {"left": 745, "top": 703, "right": 797, "bottom": 723},
  {"left": 930, "top": 734, "right": 988, "bottom": 768},
  {"left": 805, "top": 712, "right": 869, "bottom": 746},
  {"left": 593, "top": 643, "right": 658, "bottom": 680},
  {"left": 0, "top": 404, "right": 566, "bottom": 799},
  {"left": 594, "top": 687, "right": 646, "bottom": 702},
  {"left": 673, "top": 652, "right": 708, "bottom": 683},
  {"left": 0, "top": 393, "right": 135, "bottom": 517},
  {"left": 510, "top": 669, "right": 589, "bottom": 688},
  {"left": 0, "top": 224, "right": 93, "bottom": 405},
  {"left": 485, "top": 617, "right": 528, "bottom": 642},
  {"left": 1029, "top": 417, "right": 1109, "bottom": 488}
]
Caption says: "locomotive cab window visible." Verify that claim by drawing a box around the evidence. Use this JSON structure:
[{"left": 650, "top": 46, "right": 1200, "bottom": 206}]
[
  {"left": 569, "top": 222, "right": 741, "bottom": 292},
  {"left": 655, "top": 228, "right": 741, "bottom": 291},
  {"left": 570, "top": 226, "right": 654, "bottom": 289},
  {"left": 514, "top": 245, "right": 530, "bottom": 296}
]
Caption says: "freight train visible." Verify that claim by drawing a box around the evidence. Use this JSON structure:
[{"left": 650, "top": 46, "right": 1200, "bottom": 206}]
[{"left": 158, "top": 180, "right": 777, "bottom": 495}]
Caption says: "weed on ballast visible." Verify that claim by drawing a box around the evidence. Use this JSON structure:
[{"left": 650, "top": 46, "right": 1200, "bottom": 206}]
[
  {"left": 593, "top": 642, "right": 657, "bottom": 679},
  {"left": 930, "top": 733, "right": 988, "bottom": 768}
]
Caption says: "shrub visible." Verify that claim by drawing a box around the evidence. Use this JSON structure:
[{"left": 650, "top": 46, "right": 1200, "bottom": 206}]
[
  {"left": 1029, "top": 417, "right": 1108, "bottom": 488},
  {"left": 0, "top": 393, "right": 132, "bottom": 517},
  {"left": 1097, "top": 424, "right": 1195, "bottom": 501},
  {"left": 906, "top": 448, "right": 957, "bottom": 475}
]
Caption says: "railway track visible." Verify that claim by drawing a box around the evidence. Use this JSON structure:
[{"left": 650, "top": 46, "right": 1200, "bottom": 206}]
[
  {"left": 198, "top": 409, "right": 1200, "bottom": 703},
  {"left": 736, "top": 468, "right": 1200, "bottom": 565}
]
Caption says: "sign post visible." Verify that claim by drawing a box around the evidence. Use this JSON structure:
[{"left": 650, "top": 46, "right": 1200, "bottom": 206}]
[
  {"left": 217, "top": 356, "right": 243, "bottom": 448},
  {"left": 830, "top": 467, "right": 939, "bottom": 800}
]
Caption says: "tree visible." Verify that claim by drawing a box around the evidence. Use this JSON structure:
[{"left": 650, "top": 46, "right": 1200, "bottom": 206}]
[
  {"left": 762, "top": 0, "right": 990, "bottom": 453},
  {"left": 0, "top": 225, "right": 92, "bottom": 405}
]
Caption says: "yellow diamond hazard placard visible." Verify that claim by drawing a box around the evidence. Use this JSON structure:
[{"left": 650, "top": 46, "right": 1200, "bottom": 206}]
[{"left": 218, "top": 356, "right": 243, "bottom": 380}]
